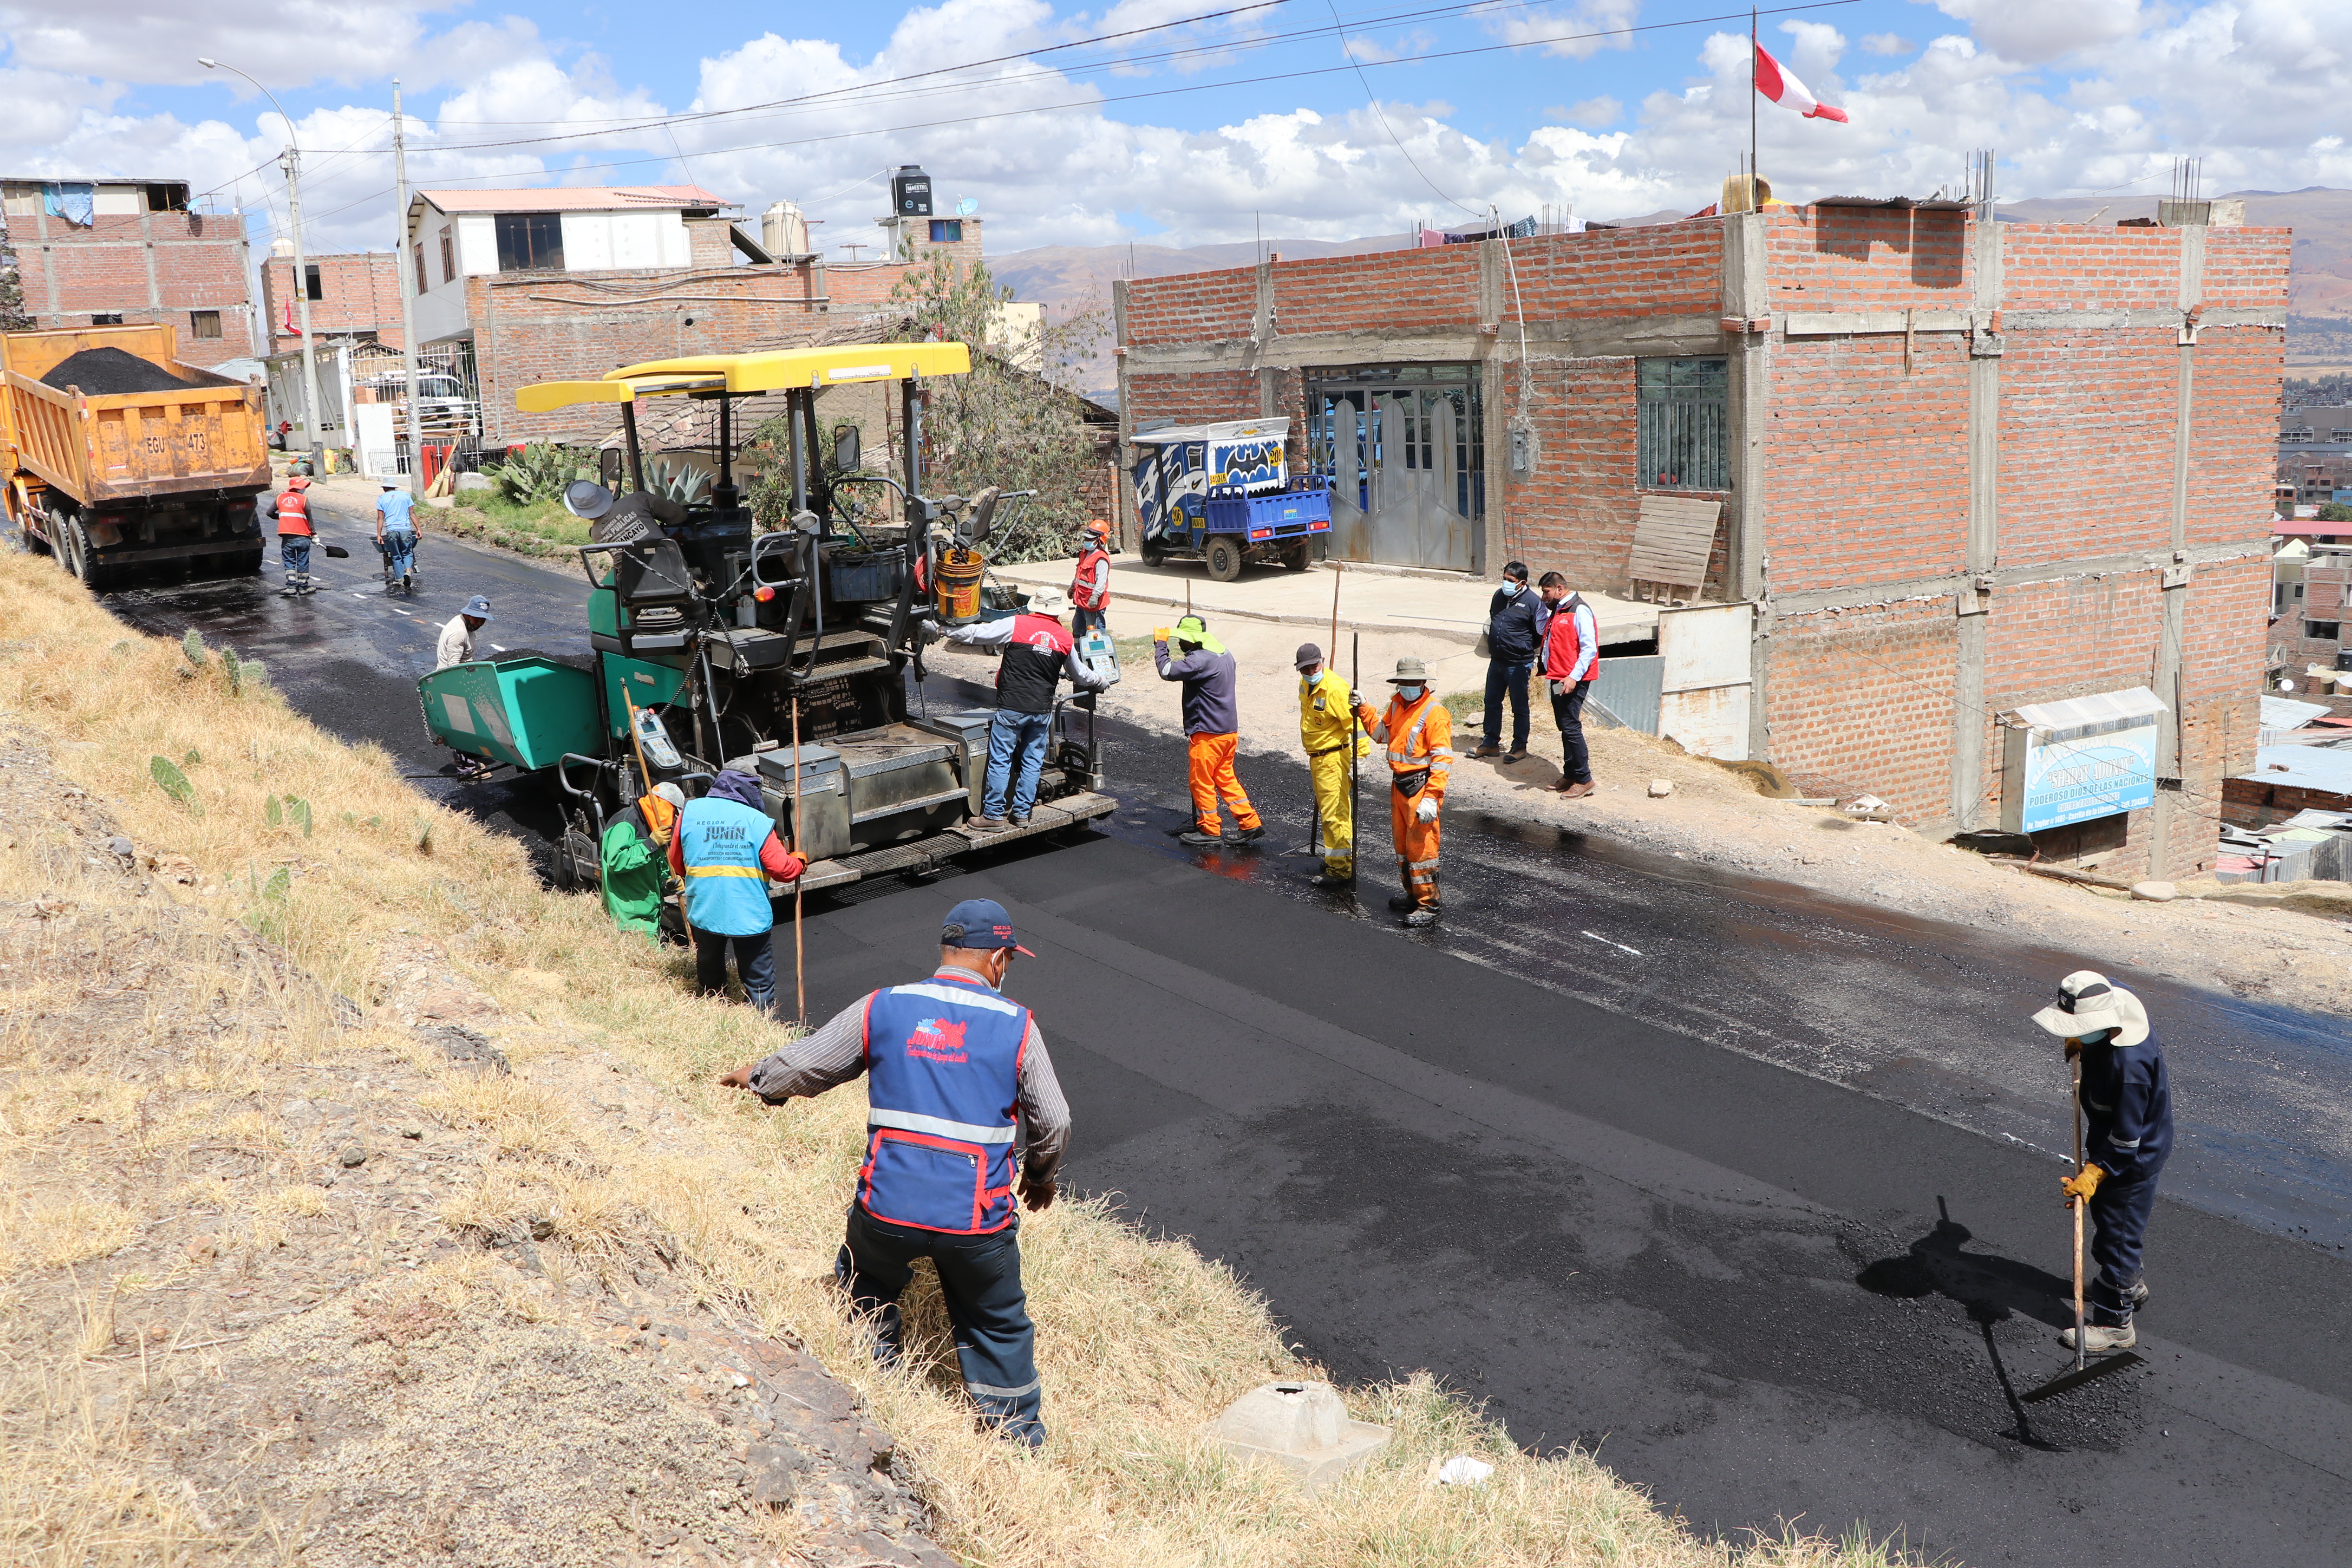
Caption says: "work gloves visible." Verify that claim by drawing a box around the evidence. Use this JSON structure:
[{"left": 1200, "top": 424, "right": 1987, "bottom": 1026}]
[
  {"left": 2061, "top": 1164, "right": 2106, "bottom": 1205},
  {"left": 1415, "top": 795, "right": 1439, "bottom": 824}
]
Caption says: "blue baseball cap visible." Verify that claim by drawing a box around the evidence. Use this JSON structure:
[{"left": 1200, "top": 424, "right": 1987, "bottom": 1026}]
[{"left": 942, "top": 898, "right": 1034, "bottom": 956}]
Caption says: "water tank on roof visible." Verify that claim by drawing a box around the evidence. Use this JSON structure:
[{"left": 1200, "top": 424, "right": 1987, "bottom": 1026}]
[
  {"left": 891, "top": 165, "right": 933, "bottom": 218},
  {"left": 762, "top": 200, "right": 809, "bottom": 257},
  {"left": 270, "top": 237, "right": 295, "bottom": 259}
]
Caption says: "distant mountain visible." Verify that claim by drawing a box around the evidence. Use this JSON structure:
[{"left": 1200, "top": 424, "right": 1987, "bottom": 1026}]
[{"left": 997, "top": 188, "right": 2352, "bottom": 394}]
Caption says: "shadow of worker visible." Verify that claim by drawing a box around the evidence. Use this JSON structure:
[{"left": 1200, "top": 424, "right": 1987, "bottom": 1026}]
[{"left": 1856, "top": 1197, "right": 2075, "bottom": 1448}]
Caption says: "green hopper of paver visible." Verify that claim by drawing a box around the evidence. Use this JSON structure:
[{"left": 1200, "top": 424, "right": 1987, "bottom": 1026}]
[{"left": 419, "top": 655, "right": 602, "bottom": 771}]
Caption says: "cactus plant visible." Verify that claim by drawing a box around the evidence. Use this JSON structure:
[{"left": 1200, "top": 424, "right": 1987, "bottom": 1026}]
[
  {"left": 149, "top": 755, "right": 201, "bottom": 815},
  {"left": 181, "top": 629, "right": 207, "bottom": 667},
  {"left": 491, "top": 442, "right": 590, "bottom": 507}
]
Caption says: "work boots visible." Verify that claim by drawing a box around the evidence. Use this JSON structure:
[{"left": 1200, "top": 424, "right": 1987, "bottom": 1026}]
[
  {"left": 295, "top": 574, "right": 316, "bottom": 596},
  {"left": 2059, "top": 1321, "right": 2137, "bottom": 1353}
]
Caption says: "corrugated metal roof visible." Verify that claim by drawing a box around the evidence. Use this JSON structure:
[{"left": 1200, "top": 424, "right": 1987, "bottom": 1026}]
[
  {"left": 2240, "top": 744, "right": 2352, "bottom": 798},
  {"left": 416, "top": 185, "right": 730, "bottom": 214},
  {"left": 2009, "top": 686, "right": 2167, "bottom": 731},
  {"left": 2261, "top": 695, "right": 2331, "bottom": 730}
]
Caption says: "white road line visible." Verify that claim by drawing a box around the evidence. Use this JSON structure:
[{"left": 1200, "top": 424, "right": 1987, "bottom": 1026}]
[
  {"left": 1580, "top": 930, "right": 1643, "bottom": 956},
  {"left": 390, "top": 607, "right": 412, "bottom": 616},
  {"left": 490, "top": 643, "right": 506, "bottom": 652}
]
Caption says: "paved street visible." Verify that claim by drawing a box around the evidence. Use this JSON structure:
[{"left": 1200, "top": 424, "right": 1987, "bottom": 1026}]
[{"left": 74, "top": 508, "right": 2352, "bottom": 1566}]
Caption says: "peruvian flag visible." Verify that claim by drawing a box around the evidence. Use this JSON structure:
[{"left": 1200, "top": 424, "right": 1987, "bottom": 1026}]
[{"left": 1755, "top": 41, "right": 1848, "bottom": 123}]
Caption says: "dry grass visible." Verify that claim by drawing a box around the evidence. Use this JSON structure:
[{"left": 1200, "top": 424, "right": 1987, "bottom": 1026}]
[{"left": 0, "top": 543, "right": 1930, "bottom": 1567}]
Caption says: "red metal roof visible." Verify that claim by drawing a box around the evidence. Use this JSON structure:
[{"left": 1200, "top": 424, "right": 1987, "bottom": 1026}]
[{"left": 415, "top": 185, "right": 730, "bottom": 214}]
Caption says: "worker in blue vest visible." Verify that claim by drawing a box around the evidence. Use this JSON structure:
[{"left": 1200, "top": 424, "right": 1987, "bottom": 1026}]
[
  {"left": 665, "top": 769, "right": 805, "bottom": 1014},
  {"left": 718, "top": 897, "right": 1070, "bottom": 1446}
]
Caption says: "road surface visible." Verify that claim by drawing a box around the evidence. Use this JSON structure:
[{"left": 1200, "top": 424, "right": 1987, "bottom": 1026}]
[{"left": 65, "top": 509, "right": 2352, "bottom": 1566}]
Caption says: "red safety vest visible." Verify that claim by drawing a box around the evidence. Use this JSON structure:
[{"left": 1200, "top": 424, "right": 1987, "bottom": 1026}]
[
  {"left": 1070, "top": 545, "right": 1109, "bottom": 610},
  {"left": 276, "top": 489, "right": 312, "bottom": 537}
]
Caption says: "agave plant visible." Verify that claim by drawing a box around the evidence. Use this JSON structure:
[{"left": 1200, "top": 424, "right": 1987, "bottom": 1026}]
[
  {"left": 645, "top": 457, "right": 712, "bottom": 507},
  {"left": 491, "top": 442, "right": 590, "bottom": 507}
]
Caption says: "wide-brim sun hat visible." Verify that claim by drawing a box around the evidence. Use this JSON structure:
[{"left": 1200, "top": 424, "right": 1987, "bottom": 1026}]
[
  {"left": 564, "top": 480, "right": 616, "bottom": 521},
  {"left": 462, "top": 594, "right": 494, "bottom": 621},
  {"left": 2028, "top": 969, "right": 2150, "bottom": 1046},
  {"left": 1389, "top": 654, "right": 1430, "bottom": 683},
  {"left": 1026, "top": 584, "right": 1070, "bottom": 616}
]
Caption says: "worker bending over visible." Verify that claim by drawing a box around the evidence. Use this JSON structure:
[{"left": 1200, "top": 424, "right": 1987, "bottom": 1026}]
[
  {"left": 668, "top": 770, "right": 805, "bottom": 1015},
  {"left": 1294, "top": 642, "right": 1370, "bottom": 887},
  {"left": 1355, "top": 655, "right": 1453, "bottom": 927},
  {"left": 1069, "top": 518, "right": 1113, "bottom": 637},
  {"left": 718, "top": 897, "right": 1069, "bottom": 1448},
  {"left": 2030, "top": 971, "right": 2173, "bottom": 1353},
  {"left": 938, "top": 586, "right": 1096, "bottom": 831},
  {"left": 436, "top": 595, "right": 496, "bottom": 779},
  {"left": 1155, "top": 614, "right": 1263, "bottom": 848},
  {"left": 375, "top": 479, "right": 419, "bottom": 594},
  {"left": 600, "top": 780, "right": 684, "bottom": 941}
]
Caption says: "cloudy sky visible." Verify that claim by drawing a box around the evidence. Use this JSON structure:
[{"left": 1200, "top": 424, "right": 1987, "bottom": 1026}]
[{"left": 3, "top": 0, "right": 2347, "bottom": 260}]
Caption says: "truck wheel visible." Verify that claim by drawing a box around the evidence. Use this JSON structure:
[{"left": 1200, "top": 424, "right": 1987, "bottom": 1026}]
[
  {"left": 1279, "top": 543, "right": 1311, "bottom": 571},
  {"left": 1204, "top": 535, "right": 1243, "bottom": 583},
  {"left": 234, "top": 547, "right": 266, "bottom": 576},
  {"left": 65, "top": 520, "right": 116, "bottom": 592}
]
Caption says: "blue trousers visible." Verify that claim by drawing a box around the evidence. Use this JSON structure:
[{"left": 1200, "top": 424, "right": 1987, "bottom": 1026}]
[
  {"left": 279, "top": 534, "right": 311, "bottom": 583},
  {"left": 2089, "top": 1161, "right": 2165, "bottom": 1325},
  {"left": 1483, "top": 658, "right": 1533, "bottom": 752},
  {"left": 1072, "top": 605, "right": 1107, "bottom": 638},
  {"left": 381, "top": 529, "right": 416, "bottom": 581},
  {"left": 692, "top": 929, "right": 775, "bottom": 1016},
  {"left": 984, "top": 709, "right": 1052, "bottom": 821},
  {"left": 838, "top": 1204, "right": 1044, "bottom": 1446}
]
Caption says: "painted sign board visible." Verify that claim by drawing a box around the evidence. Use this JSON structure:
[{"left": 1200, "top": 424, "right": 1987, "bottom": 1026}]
[{"left": 1998, "top": 687, "right": 2167, "bottom": 834}]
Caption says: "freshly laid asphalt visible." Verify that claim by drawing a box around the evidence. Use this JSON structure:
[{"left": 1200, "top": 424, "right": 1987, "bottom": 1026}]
[{"left": 53, "top": 507, "right": 2352, "bottom": 1565}]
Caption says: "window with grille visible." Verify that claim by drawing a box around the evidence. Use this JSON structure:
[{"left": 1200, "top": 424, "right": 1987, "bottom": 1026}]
[
  {"left": 90, "top": 313, "right": 122, "bottom": 326},
  {"left": 1637, "top": 358, "right": 1729, "bottom": 491},
  {"left": 495, "top": 213, "right": 564, "bottom": 272},
  {"left": 2307, "top": 622, "right": 2341, "bottom": 641},
  {"left": 190, "top": 310, "right": 221, "bottom": 339},
  {"left": 440, "top": 228, "right": 456, "bottom": 283}
]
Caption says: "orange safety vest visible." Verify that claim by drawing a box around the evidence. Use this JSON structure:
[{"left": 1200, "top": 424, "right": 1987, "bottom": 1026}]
[
  {"left": 276, "top": 488, "right": 312, "bottom": 537},
  {"left": 1071, "top": 545, "right": 1110, "bottom": 610},
  {"left": 1358, "top": 691, "right": 1453, "bottom": 798}
]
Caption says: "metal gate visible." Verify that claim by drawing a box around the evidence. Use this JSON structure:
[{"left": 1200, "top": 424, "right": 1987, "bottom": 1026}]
[
  {"left": 1304, "top": 364, "right": 1483, "bottom": 572},
  {"left": 351, "top": 339, "right": 482, "bottom": 477}
]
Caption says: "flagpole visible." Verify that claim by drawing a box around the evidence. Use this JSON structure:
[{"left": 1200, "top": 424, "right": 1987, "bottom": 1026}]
[{"left": 1750, "top": 5, "right": 1759, "bottom": 209}]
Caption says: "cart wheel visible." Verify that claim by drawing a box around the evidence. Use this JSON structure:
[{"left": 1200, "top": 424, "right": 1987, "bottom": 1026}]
[
  {"left": 1204, "top": 535, "right": 1243, "bottom": 583},
  {"left": 1140, "top": 540, "right": 1166, "bottom": 569},
  {"left": 1279, "top": 543, "right": 1311, "bottom": 571}
]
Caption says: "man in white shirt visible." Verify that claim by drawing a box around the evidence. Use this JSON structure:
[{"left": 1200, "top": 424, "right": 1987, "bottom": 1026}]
[{"left": 436, "top": 595, "right": 492, "bottom": 670}]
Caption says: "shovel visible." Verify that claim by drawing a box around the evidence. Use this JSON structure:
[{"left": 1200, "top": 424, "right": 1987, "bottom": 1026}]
[
  {"left": 2020, "top": 1056, "right": 2145, "bottom": 1403},
  {"left": 322, "top": 544, "right": 350, "bottom": 558}
]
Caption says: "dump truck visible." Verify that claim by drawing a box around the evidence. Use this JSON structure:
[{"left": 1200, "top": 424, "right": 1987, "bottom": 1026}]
[
  {"left": 419, "top": 342, "right": 1115, "bottom": 900},
  {"left": 0, "top": 324, "right": 272, "bottom": 588}
]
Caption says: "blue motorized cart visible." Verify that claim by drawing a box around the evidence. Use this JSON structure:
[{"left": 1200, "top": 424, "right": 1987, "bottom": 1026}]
[{"left": 1130, "top": 417, "right": 1330, "bottom": 581}]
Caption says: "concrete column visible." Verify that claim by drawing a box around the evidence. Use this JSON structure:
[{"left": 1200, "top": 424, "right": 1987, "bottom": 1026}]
[
  {"left": 1720, "top": 213, "right": 1772, "bottom": 757},
  {"left": 1252, "top": 261, "right": 1279, "bottom": 420},
  {"left": 1949, "top": 208, "right": 2007, "bottom": 831},
  {"left": 1479, "top": 240, "right": 1508, "bottom": 580},
  {"left": 2150, "top": 224, "right": 2206, "bottom": 876},
  {"left": 1112, "top": 277, "right": 1133, "bottom": 551}
]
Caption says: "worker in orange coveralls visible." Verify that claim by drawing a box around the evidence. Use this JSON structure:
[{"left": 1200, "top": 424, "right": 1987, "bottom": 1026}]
[
  {"left": 1356, "top": 654, "right": 1453, "bottom": 927},
  {"left": 1153, "top": 614, "right": 1265, "bottom": 850}
]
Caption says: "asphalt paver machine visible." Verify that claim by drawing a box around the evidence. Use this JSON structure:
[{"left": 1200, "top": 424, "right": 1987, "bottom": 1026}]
[{"left": 418, "top": 343, "right": 1113, "bottom": 898}]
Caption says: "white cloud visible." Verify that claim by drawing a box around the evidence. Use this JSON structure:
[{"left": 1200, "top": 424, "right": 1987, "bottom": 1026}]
[
  {"left": 1861, "top": 34, "right": 1915, "bottom": 57},
  {"left": 1928, "top": 0, "right": 2145, "bottom": 66},
  {"left": 1549, "top": 96, "right": 1623, "bottom": 128},
  {"left": 1468, "top": 0, "right": 1638, "bottom": 62}
]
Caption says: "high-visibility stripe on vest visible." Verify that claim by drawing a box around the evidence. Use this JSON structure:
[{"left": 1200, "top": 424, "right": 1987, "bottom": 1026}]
[
  {"left": 275, "top": 489, "right": 312, "bottom": 537},
  {"left": 1374, "top": 692, "right": 1453, "bottom": 786},
  {"left": 676, "top": 796, "right": 776, "bottom": 936},
  {"left": 858, "top": 975, "right": 1030, "bottom": 1234}
]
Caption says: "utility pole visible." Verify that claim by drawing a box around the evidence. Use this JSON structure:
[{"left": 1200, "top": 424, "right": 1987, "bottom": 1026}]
[
  {"left": 391, "top": 80, "right": 425, "bottom": 498},
  {"left": 201, "top": 57, "right": 326, "bottom": 476}
]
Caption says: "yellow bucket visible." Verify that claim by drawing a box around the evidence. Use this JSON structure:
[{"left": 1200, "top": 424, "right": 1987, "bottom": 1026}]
[{"left": 936, "top": 548, "right": 986, "bottom": 623}]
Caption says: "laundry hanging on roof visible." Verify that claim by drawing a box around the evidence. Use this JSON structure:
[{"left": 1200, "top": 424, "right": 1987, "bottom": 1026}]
[
  {"left": 43, "top": 182, "right": 95, "bottom": 226},
  {"left": 1755, "top": 43, "right": 1848, "bottom": 123}
]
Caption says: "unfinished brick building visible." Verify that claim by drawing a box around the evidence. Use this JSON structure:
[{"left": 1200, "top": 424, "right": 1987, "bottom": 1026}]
[
  {"left": 1116, "top": 204, "right": 2288, "bottom": 877},
  {"left": 261, "top": 250, "right": 406, "bottom": 351},
  {"left": 0, "top": 177, "right": 257, "bottom": 369}
]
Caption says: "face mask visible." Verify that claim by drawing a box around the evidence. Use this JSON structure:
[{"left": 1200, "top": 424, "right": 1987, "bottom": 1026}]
[{"left": 1396, "top": 684, "right": 1425, "bottom": 700}]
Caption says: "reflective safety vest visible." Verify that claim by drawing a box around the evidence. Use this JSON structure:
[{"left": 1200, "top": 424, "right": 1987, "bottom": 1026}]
[
  {"left": 275, "top": 488, "right": 312, "bottom": 537},
  {"left": 1299, "top": 669, "right": 1368, "bottom": 758},
  {"left": 676, "top": 796, "right": 776, "bottom": 936},
  {"left": 858, "top": 972, "right": 1030, "bottom": 1234},
  {"left": 1071, "top": 545, "right": 1110, "bottom": 610},
  {"left": 1359, "top": 691, "right": 1453, "bottom": 800}
]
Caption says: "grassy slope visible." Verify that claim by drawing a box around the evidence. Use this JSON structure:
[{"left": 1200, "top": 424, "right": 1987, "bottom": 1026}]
[{"left": 0, "top": 543, "right": 1923, "bottom": 1568}]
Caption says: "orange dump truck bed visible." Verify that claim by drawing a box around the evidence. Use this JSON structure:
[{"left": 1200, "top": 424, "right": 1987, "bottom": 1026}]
[{"left": 1, "top": 324, "right": 270, "bottom": 508}]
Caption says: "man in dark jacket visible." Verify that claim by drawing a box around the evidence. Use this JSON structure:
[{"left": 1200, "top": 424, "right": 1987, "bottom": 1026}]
[
  {"left": 940, "top": 586, "right": 1097, "bottom": 831},
  {"left": 667, "top": 770, "right": 805, "bottom": 1013},
  {"left": 1476, "top": 561, "right": 1541, "bottom": 762},
  {"left": 1154, "top": 613, "right": 1263, "bottom": 848},
  {"left": 2030, "top": 971, "right": 2173, "bottom": 1353}
]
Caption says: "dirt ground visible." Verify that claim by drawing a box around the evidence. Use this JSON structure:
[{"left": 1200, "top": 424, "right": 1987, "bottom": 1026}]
[
  {"left": 1047, "top": 602, "right": 2352, "bottom": 1021},
  {"left": 0, "top": 728, "right": 953, "bottom": 1568}
]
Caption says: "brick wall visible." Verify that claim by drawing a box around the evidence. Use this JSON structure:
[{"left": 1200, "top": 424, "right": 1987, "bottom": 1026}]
[
  {"left": 470, "top": 265, "right": 825, "bottom": 445},
  {"left": 1509, "top": 223, "right": 1721, "bottom": 319},
  {"left": 1765, "top": 597, "right": 1959, "bottom": 811},
  {"left": 2002, "top": 223, "right": 2184, "bottom": 312},
  {"left": 1997, "top": 329, "right": 2177, "bottom": 563},
  {"left": 1270, "top": 248, "right": 1482, "bottom": 336},
  {"left": 8, "top": 204, "right": 254, "bottom": 368},
  {"left": 1504, "top": 355, "right": 1641, "bottom": 589},
  {"left": 262, "top": 252, "right": 406, "bottom": 350},
  {"left": 1765, "top": 205, "right": 1972, "bottom": 311}
]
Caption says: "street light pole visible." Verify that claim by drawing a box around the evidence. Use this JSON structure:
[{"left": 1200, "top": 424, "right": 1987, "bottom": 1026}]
[
  {"left": 391, "top": 79, "right": 424, "bottom": 499},
  {"left": 200, "top": 57, "right": 326, "bottom": 477}
]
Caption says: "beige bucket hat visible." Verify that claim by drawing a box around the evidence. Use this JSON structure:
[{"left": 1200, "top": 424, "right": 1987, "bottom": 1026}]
[
  {"left": 1389, "top": 655, "right": 1430, "bottom": 683},
  {"left": 2028, "top": 970, "right": 2151, "bottom": 1046}
]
